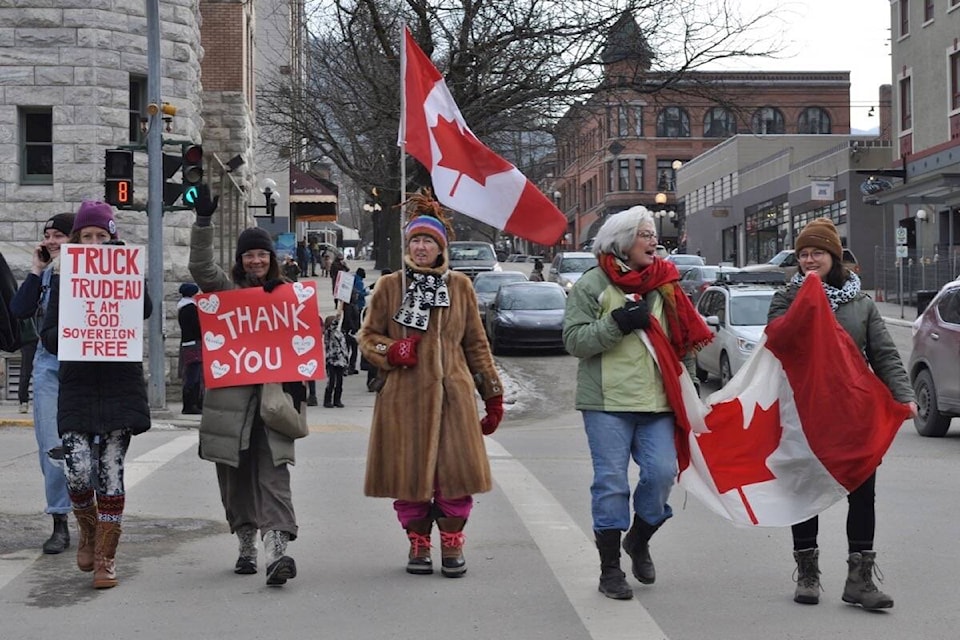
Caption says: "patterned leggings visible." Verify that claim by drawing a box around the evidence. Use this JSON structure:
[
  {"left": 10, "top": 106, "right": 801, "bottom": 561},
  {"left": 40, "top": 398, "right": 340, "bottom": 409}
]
[{"left": 62, "top": 430, "right": 131, "bottom": 524}]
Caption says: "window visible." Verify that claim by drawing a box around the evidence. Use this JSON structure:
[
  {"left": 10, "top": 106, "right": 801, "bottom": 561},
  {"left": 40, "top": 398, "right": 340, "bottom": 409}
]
[
  {"left": 617, "top": 108, "right": 629, "bottom": 137},
  {"left": 129, "top": 75, "right": 147, "bottom": 143},
  {"left": 951, "top": 51, "right": 960, "bottom": 111},
  {"left": 634, "top": 159, "right": 644, "bottom": 191},
  {"left": 656, "top": 159, "right": 677, "bottom": 191},
  {"left": 797, "top": 107, "right": 832, "bottom": 134},
  {"left": 751, "top": 107, "right": 785, "bottom": 134},
  {"left": 703, "top": 107, "right": 737, "bottom": 137},
  {"left": 19, "top": 107, "right": 53, "bottom": 185},
  {"left": 656, "top": 107, "right": 690, "bottom": 137},
  {"left": 924, "top": 0, "right": 934, "bottom": 21},
  {"left": 900, "top": 0, "right": 910, "bottom": 36},
  {"left": 607, "top": 161, "right": 615, "bottom": 193},
  {"left": 606, "top": 107, "right": 615, "bottom": 138},
  {"left": 634, "top": 106, "right": 644, "bottom": 137},
  {"left": 900, "top": 75, "right": 913, "bottom": 130},
  {"left": 618, "top": 159, "right": 630, "bottom": 191}
]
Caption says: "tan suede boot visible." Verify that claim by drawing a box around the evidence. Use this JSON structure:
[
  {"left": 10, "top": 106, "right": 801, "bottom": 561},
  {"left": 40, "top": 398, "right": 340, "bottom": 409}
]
[
  {"left": 74, "top": 506, "right": 98, "bottom": 572},
  {"left": 436, "top": 517, "right": 467, "bottom": 578},
  {"left": 405, "top": 518, "right": 433, "bottom": 575},
  {"left": 93, "top": 521, "right": 121, "bottom": 589}
]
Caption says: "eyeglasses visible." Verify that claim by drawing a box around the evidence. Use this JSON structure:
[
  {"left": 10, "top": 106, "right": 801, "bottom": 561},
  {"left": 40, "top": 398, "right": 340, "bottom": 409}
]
[
  {"left": 241, "top": 250, "right": 272, "bottom": 261},
  {"left": 798, "top": 249, "right": 828, "bottom": 260},
  {"left": 636, "top": 231, "right": 658, "bottom": 240}
]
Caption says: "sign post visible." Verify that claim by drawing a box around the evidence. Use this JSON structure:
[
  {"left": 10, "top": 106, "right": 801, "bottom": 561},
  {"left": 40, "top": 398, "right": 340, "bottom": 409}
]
[{"left": 895, "top": 226, "right": 908, "bottom": 319}]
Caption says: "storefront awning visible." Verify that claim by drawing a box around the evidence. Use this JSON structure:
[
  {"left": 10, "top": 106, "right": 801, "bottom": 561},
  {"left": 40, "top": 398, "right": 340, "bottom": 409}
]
[{"left": 864, "top": 172, "right": 960, "bottom": 207}]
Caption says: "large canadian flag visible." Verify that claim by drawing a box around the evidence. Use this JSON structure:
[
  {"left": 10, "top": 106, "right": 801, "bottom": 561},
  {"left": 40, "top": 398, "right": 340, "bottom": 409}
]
[
  {"left": 661, "top": 275, "right": 911, "bottom": 527},
  {"left": 400, "top": 27, "right": 567, "bottom": 246}
]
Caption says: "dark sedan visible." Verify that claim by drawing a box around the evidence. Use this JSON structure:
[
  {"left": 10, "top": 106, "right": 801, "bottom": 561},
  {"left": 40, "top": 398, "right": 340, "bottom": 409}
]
[
  {"left": 679, "top": 265, "right": 741, "bottom": 304},
  {"left": 485, "top": 282, "right": 567, "bottom": 355},
  {"left": 473, "top": 271, "right": 528, "bottom": 322}
]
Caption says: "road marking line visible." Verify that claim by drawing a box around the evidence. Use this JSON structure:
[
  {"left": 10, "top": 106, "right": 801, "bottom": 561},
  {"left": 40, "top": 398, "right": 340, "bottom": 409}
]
[
  {"left": 485, "top": 437, "right": 669, "bottom": 640},
  {"left": 0, "top": 434, "right": 197, "bottom": 592}
]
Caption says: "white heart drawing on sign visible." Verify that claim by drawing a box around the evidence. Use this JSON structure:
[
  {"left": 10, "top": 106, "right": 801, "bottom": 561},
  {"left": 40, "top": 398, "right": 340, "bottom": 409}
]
[
  {"left": 204, "top": 331, "right": 226, "bottom": 351},
  {"left": 292, "top": 282, "right": 314, "bottom": 303},
  {"left": 210, "top": 360, "right": 230, "bottom": 379},
  {"left": 197, "top": 294, "right": 220, "bottom": 314},
  {"left": 297, "top": 359, "right": 318, "bottom": 377},
  {"left": 292, "top": 335, "right": 315, "bottom": 356}
]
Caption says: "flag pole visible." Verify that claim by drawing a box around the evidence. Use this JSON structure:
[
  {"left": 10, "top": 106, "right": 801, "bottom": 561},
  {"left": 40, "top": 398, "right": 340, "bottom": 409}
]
[{"left": 398, "top": 23, "right": 408, "bottom": 331}]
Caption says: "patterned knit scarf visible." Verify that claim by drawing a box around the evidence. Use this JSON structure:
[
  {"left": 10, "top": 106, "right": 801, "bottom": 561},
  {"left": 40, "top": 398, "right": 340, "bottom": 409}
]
[
  {"left": 789, "top": 271, "right": 861, "bottom": 310},
  {"left": 393, "top": 266, "right": 450, "bottom": 331},
  {"left": 599, "top": 253, "right": 713, "bottom": 358}
]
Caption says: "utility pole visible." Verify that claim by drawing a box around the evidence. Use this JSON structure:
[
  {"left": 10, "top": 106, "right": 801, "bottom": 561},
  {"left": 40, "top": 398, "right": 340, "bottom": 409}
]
[{"left": 146, "top": 0, "right": 165, "bottom": 408}]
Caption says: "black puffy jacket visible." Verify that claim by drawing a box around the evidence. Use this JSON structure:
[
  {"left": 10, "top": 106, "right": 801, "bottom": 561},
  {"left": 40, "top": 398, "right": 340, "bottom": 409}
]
[{"left": 40, "top": 278, "right": 153, "bottom": 436}]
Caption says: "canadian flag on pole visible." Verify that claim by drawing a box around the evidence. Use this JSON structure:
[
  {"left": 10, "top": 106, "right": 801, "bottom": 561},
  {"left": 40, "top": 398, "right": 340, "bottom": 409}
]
[
  {"left": 399, "top": 27, "right": 567, "bottom": 246},
  {"left": 661, "top": 275, "right": 911, "bottom": 527}
]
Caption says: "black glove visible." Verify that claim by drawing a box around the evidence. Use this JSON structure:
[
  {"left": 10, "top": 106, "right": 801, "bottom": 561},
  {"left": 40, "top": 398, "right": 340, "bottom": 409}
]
[
  {"left": 611, "top": 299, "right": 651, "bottom": 333},
  {"left": 194, "top": 184, "right": 219, "bottom": 225},
  {"left": 263, "top": 278, "right": 284, "bottom": 293}
]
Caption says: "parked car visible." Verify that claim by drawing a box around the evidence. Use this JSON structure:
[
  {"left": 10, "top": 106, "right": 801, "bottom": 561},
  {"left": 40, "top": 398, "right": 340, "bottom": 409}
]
[
  {"left": 740, "top": 248, "right": 860, "bottom": 281},
  {"left": 472, "top": 271, "right": 529, "bottom": 323},
  {"left": 485, "top": 282, "right": 567, "bottom": 355},
  {"left": 448, "top": 241, "right": 501, "bottom": 279},
  {"left": 548, "top": 251, "right": 598, "bottom": 292},
  {"left": 695, "top": 280, "right": 778, "bottom": 387},
  {"left": 665, "top": 253, "right": 706, "bottom": 277},
  {"left": 679, "top": 265, "right": 741, "bottom": 304},
  {"left": 505, "top": 254, "right": 529, "bottom": 263},
  {"left": 655, "top": 245, "right": 668, "bottom": 259},
  {"left": 908, "top": 277, "right": 960, "bottom": 436}
]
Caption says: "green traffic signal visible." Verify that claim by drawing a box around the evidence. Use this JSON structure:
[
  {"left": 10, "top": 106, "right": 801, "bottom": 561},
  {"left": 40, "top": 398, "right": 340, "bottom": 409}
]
[{"left": 183, "top": 185, "right": 199, "bottom": 205}]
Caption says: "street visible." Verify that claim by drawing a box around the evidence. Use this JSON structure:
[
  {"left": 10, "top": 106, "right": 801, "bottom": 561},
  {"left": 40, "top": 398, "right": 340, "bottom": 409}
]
[{"left": 1, "top": 272, "right": 959, "bottom": 639}]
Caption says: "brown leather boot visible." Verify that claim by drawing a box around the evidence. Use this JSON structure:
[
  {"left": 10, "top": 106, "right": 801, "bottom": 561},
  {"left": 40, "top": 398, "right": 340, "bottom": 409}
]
[
  {"left": 74, "top": 506, "right": 98, "bottom": 572},
  {"left": 93, "top": 521, "right": 122, "bottom": 589},
  {"left": 436, "top": 517, "right": 466, "bottom": 578},
  {"left": 405, "top": 518, "right": 433, "bottom": 575}
]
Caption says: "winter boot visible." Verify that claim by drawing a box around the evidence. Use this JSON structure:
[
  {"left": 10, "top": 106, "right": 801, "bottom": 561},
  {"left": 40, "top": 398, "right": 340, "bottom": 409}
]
[
  {"left": 74, "top": 505, "right": 97, "bottom": 572},
  {"left": 333, "top": 387, "right": 344, "bottom": 408},
  {"left": 323, "top": 387, "right": 334, "bottom": 408},
  {"left": 306, "top": 394, "right": 319, "bottom": 407},
  {"left": 92, "top": 521, "right": 121, "bottom": 589},
  {"left": 622, "top": 515, "right": 661, "bottom": 585},
  {"left": 42, "top": 513, "right": 71, "bottom": 554},
  {"left": 234, "top": 525, "right": 258, "bottom": 575},
  {"left": 595, "top": 529, "right": 633, "bottom": 600},
  {"left": 436, "top": 517, "right": 467, "bottom": 578},
  {"left": 405, "top": 518, "right": 433, "bottom": 575},
  {"left": 842, "top": 551, "right": 893, "bottom": 609},
  {"left": 263, "top": 530, "right": 297, "bottom": 586},
  {"left": 792, "top": 548, "right": 821, "bottom": 604}
]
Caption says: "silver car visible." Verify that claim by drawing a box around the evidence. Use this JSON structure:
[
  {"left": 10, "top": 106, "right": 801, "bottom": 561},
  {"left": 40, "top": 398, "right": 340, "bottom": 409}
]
[
  {"left": 695, "top": 283, "right": 777, "bottom": 387},
  {"left": 548, "top": 251, "right": 597, "bottom": 293},
  {"left": 908, "top": 277, "right": 960, "bottom": 436}
]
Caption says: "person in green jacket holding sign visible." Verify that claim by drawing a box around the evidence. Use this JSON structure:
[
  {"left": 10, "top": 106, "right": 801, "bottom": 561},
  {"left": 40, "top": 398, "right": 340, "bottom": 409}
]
[{"left": 563, "top": 206, "right": 711, "bottom": 601}]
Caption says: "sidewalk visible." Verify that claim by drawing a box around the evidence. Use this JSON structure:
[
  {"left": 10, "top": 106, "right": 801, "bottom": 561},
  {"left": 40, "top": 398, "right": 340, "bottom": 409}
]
[{"left": 0, "top": 262, "right": 383, "bottom": 431}]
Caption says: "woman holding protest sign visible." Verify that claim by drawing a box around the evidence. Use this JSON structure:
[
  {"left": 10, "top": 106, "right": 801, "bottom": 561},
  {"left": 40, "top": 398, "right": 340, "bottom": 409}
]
[
  {"left": 187, "top": 184, "right": 302, "bottom": 587},
  {"left": 358, "top": 193, "right": 503, "bottom": 578},
  {"left": 38, "top": 201, "right": 152, "bottom": 589},
  {"left": 9, "top": 212, "right": 75, "bottom": 555}
]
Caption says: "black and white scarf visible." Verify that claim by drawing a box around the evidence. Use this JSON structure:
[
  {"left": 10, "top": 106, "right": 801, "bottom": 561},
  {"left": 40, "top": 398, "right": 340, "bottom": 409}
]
[
  {"left": 790, "top": 271, "right": 861, "bottom": 311},
  {"left": 393, "top": 267, "right": 450, "bottom": 330}
]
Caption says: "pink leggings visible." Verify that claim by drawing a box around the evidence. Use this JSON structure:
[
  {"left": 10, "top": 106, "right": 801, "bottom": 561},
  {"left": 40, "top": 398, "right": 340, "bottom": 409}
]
[{"left": 393, "top": 487, "right": 473, "bottom": 528}]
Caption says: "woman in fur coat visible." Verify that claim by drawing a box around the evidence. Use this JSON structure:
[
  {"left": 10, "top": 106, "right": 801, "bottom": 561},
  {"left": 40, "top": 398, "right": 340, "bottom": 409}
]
[{"left": 358, "top": 196, "right": 503, "bottom": 578}]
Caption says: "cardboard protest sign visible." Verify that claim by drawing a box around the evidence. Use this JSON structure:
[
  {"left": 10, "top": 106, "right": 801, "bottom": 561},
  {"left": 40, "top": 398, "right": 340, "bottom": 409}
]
[
  {"left": 334, "top": 270, "right": 354, "bottom": 304},
  {"left": 57, "top": 243, "right": 146, "bottom": 362},
  {"left": 196, "top": 281, "right": 325, "bottom": 389}
]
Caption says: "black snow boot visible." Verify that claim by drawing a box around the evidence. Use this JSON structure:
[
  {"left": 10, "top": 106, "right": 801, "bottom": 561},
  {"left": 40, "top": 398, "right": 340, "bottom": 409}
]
[
  {"left": 42, "top": 513, "right": 71, "bottom": 554},
  {"left": 622, "top": 515, "right": 661, "bottom": 584},
  {"left": 595, "top": 529, "right": 633, "bottom": 600}
]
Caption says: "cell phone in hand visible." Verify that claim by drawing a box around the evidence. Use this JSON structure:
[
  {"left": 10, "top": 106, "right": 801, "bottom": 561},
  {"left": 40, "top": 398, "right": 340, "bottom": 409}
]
[{"left": 38, "top": 246, "right": 51, "bottom": 262}]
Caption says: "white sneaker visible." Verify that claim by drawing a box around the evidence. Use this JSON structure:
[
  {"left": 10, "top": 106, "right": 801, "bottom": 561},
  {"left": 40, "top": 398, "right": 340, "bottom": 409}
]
[{"left": 18, "top": 403, "right": 28, "bottom": 414}]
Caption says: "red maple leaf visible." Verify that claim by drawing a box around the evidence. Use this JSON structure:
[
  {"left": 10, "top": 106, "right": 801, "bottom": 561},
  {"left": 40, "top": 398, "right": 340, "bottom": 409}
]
[
  {"left": 697, "top": 398, "right": 782, "bottom": 524},
  {"left": 431, "top": 115, "right": 513, "bottom": 197}
]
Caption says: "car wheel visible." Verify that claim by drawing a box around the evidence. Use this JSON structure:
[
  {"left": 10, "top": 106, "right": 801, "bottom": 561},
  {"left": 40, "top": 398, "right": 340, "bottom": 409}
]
[
  {"left": 719, "top": 353, "right": 733, "bottom": 388},
  {"left": 913, "top": 368, "right": 952, "bottom": 437},
  {"left": 695, "top": 361, "right": 709, "bottom": 383}
]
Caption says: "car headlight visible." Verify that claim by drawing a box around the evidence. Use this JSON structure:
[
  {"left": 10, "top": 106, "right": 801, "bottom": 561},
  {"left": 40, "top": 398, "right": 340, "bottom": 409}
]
[
  {"left": 736, "top": 337, "right": 756, "bottom": 353},
  {"left": 493, "top": 262, "right": 502, "bottom": 272},
  {"left": 564, "top": 280, "right": 574, "bottom": 290}
]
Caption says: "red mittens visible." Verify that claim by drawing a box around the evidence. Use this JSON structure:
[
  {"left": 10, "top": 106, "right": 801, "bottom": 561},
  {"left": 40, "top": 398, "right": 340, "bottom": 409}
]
[
  {"left": 480, "top": 395, "right": 504, "bottom": 435},
  {"left": 386, "top": 334, "right": 422, "bottom": 368}
]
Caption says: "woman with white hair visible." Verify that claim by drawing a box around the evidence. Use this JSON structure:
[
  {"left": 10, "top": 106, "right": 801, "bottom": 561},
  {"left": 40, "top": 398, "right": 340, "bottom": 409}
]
[{"left": 562, "top": 206, "right": 711, "bottom": 600}]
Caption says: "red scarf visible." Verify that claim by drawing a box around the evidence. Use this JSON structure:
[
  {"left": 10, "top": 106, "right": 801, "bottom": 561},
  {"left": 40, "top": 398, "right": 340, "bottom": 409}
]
[{"left": 599, "top": 254, "right": 712, "bottom": 359}]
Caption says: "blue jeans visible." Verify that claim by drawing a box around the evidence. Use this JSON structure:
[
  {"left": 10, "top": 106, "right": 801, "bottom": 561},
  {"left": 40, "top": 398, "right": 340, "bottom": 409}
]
[
  {"left": 32, "top": 345, "right": 71, "bottom": 514},
  {"left": 582, "top": 410, "right": 677, "bottom": 531}
]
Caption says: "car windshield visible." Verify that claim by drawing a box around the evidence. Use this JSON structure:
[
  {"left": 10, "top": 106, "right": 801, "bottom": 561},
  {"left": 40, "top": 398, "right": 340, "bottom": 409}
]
[
  {"left": 559, "top": 256, "right": 597, "bottom": 273},
  {"left": 697, "top": 267, "right": 721, "bottom": 280},
  {"left": 450, "top": 245, "right": 495, "bottom": 261},
  {"left": 730, "top": 293, "right": 774, "bottom": 326},
  {"left": 474, "top": 274, "right": 526, "bottom": 293},
  {"left": 499, "top": 287, "right": 566, "bottom": 310},
  {"left": 767, "top": 251, "right": 792, "bottom": 265},
  {"left": 669, "top": 255, "right": 704, "bottom": 265}
]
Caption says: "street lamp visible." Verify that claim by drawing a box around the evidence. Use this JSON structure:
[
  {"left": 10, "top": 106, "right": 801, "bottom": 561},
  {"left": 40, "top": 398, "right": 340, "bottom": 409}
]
[
  {"left": 363, "top": 188, "right": 384, "bottom": 269},
  {"left": 653, "top": 192, "right": 676, "bottom": 243},
  {"left": 248, "top": 177, "right": 280, "bottom": 223}
]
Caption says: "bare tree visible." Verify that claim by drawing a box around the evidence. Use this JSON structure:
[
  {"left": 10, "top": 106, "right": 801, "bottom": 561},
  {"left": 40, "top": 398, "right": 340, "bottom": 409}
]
[{"left": 258, "top": 0, "right": 784, "bottom": 267}]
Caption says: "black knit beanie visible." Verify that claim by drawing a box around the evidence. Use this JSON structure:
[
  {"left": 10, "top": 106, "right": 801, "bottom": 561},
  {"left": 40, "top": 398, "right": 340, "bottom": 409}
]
[
  {"left": 235, "top": 228, "right": 275, "bottom": 260},
  {"left": 44, "top": 213, "right": 76, "bottom": 236}
]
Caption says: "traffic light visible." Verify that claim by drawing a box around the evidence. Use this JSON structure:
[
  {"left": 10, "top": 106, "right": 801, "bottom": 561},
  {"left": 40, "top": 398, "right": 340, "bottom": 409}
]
[
  {"left": 104, "top": 149, "right": 134, "bottom": 207},
  {"left": 181, "top": 144, "right": 203, "bottom": 206},
  {"left": 162, "top": 152, "right": 183, "bottom": 206}
]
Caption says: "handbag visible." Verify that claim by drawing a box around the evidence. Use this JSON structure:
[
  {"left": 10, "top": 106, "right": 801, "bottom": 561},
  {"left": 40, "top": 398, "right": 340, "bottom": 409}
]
[{"left": 259, "top": 382, "right": 309, "bottom": 439}]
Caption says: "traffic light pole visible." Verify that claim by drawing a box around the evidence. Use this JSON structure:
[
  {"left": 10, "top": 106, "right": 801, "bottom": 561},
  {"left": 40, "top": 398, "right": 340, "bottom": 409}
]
[{"left": 146, "top": 0, "right": 165, "bottom": 409}]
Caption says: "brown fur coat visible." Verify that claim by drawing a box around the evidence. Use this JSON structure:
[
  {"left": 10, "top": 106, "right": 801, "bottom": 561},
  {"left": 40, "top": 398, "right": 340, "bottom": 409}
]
[{"left": 358, "top": 265, "right": 502, "bottom": 502}]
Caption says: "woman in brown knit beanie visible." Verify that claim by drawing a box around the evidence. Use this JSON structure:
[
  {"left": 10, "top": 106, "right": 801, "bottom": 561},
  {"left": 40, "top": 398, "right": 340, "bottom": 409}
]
[{"left": 767, "top": 217, "right": 917, "bottom": 610}]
